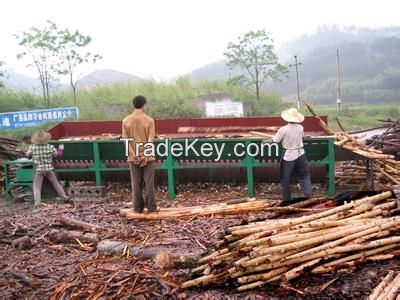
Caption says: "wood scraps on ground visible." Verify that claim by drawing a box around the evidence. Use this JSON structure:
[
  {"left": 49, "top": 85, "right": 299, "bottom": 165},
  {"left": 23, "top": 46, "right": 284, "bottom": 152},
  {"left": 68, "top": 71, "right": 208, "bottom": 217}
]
[{"left": 1, "top": 186, "right": 400, "bottom": 298}]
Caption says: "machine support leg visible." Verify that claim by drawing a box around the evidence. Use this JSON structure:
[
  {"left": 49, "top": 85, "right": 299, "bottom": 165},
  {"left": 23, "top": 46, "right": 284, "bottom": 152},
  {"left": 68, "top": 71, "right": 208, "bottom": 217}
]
[
  {"left": 166, "top": 142, "right": 175, "bottom": 200},
  {"left": 92, "top": 142, "right": 103, "bottom": 186},
  {"left": 4, "top": 163, "right": 12, "bottom": 200},
  {"left": 327, "top": 138, "right": 335, "bottom": 196},
  {"left": 245, "top": 141, "right": 254, "bottom": 197}
]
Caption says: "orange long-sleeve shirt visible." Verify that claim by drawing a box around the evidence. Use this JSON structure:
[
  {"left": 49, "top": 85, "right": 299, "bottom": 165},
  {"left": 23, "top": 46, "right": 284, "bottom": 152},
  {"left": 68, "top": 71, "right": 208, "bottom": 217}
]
[{"left": 122, "top": 110, "right": 156, "bottom": 162}]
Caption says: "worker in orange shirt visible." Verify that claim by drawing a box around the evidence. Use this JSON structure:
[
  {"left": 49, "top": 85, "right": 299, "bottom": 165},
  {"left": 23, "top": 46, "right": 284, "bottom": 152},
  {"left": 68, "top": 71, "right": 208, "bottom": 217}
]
[{"left": 122, "top": 95, "right": 157, "bottom": 213}]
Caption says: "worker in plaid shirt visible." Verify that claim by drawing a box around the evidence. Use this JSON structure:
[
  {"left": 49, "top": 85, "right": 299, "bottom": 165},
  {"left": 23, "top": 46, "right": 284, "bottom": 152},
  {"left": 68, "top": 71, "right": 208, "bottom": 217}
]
[{"left": 26, "top": 130, "right": 68, "bottom": 207}]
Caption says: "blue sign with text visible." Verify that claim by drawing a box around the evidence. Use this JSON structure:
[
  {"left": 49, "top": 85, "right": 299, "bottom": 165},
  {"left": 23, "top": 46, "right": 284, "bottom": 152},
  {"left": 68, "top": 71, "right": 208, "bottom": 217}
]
[{"left": 0, "top": 107, "right": 79, "bottom": 130}]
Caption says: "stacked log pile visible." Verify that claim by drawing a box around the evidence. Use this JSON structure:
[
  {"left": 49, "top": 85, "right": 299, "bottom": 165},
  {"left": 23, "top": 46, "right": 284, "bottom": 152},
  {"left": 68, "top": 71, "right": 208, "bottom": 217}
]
[
  {"left": 181, "top": 191, "right": 400, "bottom": 292},
  {"left": 304, "top": 102, "right": 400, "bottom": 187},
  {"left": 366, "top": 120, "right": 400, "bottom": 159},
  {"left": 178, "top": 126, "right": 279, "bottom": 134},
  {"left": 0, "top": 137, "right": 24, "bottom": 185},
  {"left": 368, "top": 271, "right": 400, "bottom": 300},
  {"left": 58, "top": 133, "right": 120, "bottom": 141}
]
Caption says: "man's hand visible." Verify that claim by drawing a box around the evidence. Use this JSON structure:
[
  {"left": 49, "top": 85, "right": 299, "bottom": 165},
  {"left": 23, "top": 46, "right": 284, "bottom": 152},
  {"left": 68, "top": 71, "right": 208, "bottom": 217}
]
[
  {"left": 139, "top": 156, "right": 148, "bottom": 167},
  {"left": 57, "top": 144, "right": 64, "bottom": 157}
]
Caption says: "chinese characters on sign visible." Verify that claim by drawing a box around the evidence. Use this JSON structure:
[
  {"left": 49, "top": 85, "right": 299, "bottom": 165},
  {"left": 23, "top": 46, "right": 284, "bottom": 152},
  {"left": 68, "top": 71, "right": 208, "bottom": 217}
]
[
  {"left": 205, "top": 100, "right": 244, "bottom": 117},
  {"left": 0, "top": 107, "right": 79, "bottom": 130}
]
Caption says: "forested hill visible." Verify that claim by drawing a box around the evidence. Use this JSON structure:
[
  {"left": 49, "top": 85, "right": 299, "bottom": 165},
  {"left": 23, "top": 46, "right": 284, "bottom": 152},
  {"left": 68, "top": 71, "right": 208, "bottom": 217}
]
[
  {"left": 190, "top": 26, "right": 400, "bottom": 104},
  {"left": 275, "top": 26, "right": 400, "bottom": 103}
]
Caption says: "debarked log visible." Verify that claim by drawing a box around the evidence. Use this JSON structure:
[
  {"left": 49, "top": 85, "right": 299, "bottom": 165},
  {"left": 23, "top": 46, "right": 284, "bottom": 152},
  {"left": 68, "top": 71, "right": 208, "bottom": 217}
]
[{"left": 48, "top": 229, "right": 98, "bottom": 244}]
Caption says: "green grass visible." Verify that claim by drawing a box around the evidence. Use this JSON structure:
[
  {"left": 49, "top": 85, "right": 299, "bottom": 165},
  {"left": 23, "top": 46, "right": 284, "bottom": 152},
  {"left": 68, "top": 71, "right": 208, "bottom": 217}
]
[
  {"left": 298, "top": 103, "right": 400, "bottom": 131},
  {"left": 1, "top": 78, "right": 399, "bottom": 139}
]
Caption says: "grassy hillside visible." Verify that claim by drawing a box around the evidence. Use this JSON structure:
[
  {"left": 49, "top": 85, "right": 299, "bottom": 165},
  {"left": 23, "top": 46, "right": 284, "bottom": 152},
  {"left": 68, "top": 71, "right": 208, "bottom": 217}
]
[
  {"left": 0, "top": 78, "right": 398, "bottom": 139},
  {"left": 299, "top": 103, "right": 399, "bottom": 131}
]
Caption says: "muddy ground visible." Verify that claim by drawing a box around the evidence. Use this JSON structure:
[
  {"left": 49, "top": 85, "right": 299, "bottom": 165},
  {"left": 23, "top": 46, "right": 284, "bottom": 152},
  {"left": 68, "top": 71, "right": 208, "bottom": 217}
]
[{"left": 0, "top": 183, "right": 399, "bottom": 299}]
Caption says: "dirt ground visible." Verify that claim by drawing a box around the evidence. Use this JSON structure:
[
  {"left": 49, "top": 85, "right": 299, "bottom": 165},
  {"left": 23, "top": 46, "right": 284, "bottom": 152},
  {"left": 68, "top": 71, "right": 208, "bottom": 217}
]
[{"left": 0, "top": 183, "right": 399, "bottom": 299}]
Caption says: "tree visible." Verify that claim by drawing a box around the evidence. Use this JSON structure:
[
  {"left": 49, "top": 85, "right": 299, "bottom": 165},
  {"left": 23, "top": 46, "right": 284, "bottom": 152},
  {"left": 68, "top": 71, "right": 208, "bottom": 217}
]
[
  {"left": 15, "top": 21, "right": 101, "bottom": 106},
  {"left": 224, "top": 30, "right": 288, "bottom": 100},
  {"left": 53, "top": 24, "right": 102, "bottom": 104},
  {"left": 15, "top": 21, "right": 59, "bottom": 107},
  {"left": 0, "top": 60, "right": 5, "bottom": 88}
]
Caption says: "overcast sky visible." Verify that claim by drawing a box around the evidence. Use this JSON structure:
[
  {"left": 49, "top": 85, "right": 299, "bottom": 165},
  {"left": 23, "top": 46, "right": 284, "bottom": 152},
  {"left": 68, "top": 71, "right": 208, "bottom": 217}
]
[{"left": 1, "top": 0, "right": 399, "bottom": 80}]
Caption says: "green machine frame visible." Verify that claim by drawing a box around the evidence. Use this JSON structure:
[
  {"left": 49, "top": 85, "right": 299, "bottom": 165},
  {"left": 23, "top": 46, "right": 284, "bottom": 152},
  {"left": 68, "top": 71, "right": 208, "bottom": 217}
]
[{"left": 4, "top": 137, "right": 335, "bottom": 200}]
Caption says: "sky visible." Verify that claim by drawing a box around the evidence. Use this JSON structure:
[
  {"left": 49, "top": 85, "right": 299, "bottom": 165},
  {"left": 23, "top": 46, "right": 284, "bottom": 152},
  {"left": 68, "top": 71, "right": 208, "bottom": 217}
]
[{"left": 1, "top": 0, "right": 399, "bottom": 80}]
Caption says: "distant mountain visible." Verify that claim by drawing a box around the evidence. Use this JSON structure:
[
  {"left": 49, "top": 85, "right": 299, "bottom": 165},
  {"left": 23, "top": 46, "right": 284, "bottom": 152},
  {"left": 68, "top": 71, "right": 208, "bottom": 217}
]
[
  {"left": 1, "top": 72, "right": 42, "bottom": 92},
  {"left": 79, "top": 69, "right": 142, "bottom": 87},
  {"left": 273, "top": 26, "right": 400, "bottom": 103},
  {"left": 189, "top": 60, "right": 232, "bottom": 81},
  {"left": 279, "top": 25, "right": 400, "bottom": 61},
  {"left": 188, "top": 25, "right": 400, "bottom": 103}
]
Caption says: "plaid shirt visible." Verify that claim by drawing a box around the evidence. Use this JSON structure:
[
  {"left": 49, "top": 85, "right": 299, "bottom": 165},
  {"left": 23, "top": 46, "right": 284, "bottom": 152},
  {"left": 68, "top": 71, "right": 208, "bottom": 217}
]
[{"left": 26, "top": 144, "right": 57, "bottom": 171}]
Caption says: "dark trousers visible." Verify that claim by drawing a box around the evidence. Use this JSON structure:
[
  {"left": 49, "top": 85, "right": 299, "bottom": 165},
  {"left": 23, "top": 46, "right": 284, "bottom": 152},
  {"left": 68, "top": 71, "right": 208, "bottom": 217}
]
[
  {"left": 279, "top": 154, "right": 313, "bottom": 201},
  {"left": 129, "top": 161, "right": 157, "bottom": 212},
  {"left": 33, "top": 170, "right": 67, "bottom": 206}
]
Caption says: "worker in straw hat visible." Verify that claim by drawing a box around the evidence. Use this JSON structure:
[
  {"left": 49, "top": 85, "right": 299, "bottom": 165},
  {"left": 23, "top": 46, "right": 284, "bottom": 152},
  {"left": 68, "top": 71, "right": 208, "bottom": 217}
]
[
  {"left": 272, "top": 108, "right": 313, "bottom": 201},
  {"left": 26, "top": 129, "right": 68, "bottom": 208}
]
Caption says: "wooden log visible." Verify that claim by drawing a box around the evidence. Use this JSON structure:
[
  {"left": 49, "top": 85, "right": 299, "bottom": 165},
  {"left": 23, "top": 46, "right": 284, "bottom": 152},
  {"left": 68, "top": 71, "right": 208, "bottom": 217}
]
[
  {"left": 379, "top": 273, "right": 400, "bottom": 300},
  {"left": 380, "top": 169, "right": 400, "bottom": 184},
  {"left": 48, "top": 229, "right": 98, "bottom": 244},
  {"left": 120, "top": 200, "right": 304, "bottom": 220},
  {"left": 245, "top": 223, "right": 359, "bottom": 255},
  {"left": 154, "top": 251, "right": 201, "bottom": 269},
  {"left": 242, "top": 224, "right": 397, "bottom": 277},
  {"left": 285, "top": 217, "right": 400, "bottom": 262},
  {"left": 384, "top": 273, "right": 400, "bottom": 300},
  {"left": 369, "top": 271, "right": 396, "bottom": 300},
  {"left": 249, "top": 131, "right": 275, "bottom": 138},
  {"left": 336, "top": 117, "right": 346, "bottom": 132},
  {"left": 181, "top": 274, "right": 216, "bottom": 289},
  {"left": 12, "top": 236, "right": 32, "bottom": 250},
  {"left": 252, "top": 219, "right": 385, "bottom": 259},
  {"left": 312, "top": 243, "right": 399, "bottom": 274},
  {"left": 59, "top": 215, "right": 103, "bottom": 232},
  {"left": 178, "top": 126, "right": 279, "bottom": 134},
  {"left": 335, "top": 138, "right": 350, "bottom": 146},
  {"left": 229, "top": 191, "right": 392, "bottom": 236},
  {"left": 237, "top": 266, "right": 289, "bottom": 285},
  {"left": 303, "top": 101, "right": 335, "bottom": 135},
  {"left": 237, "top": 269, "right": 288, "bottom": 291},
  {"left": 280, "top": 258, "right": 322, "bottom": 282},
  {"left": 351, "top": 230, "right": 391, "bottom": 244}
]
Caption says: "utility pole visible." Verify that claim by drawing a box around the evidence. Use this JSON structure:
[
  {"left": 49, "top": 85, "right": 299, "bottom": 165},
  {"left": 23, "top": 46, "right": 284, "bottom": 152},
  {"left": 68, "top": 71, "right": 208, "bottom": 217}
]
[
  {"left": 289, "top": 55, "right": 302, "bottom": 109},
  {"left": 336, "top": 48, "right": 342, "bottom": 112}
]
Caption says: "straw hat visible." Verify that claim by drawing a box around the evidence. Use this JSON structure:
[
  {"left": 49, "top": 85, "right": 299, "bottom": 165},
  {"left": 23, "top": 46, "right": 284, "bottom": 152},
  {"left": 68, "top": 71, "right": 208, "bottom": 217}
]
[
  {"left": 281, "top": 108, "right": 305, "bottom": 123},
  {"left": 31, "top": 130, "right": 51, "bottom": 144}
]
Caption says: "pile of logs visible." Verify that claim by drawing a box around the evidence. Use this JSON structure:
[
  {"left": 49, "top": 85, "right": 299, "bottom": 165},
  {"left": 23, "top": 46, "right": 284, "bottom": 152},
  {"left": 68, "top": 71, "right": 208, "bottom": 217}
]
[
  {"left": 181, "top": 191, "right": 400, "bottom": 291},
  {"left": 366, "top": 120, "right": 400, "bottom": 159},
  {"left": 368, "top": 271, "right": 400, "bottom": 300},
  {"left": 178, "top": 126, "right": 279, "bottom": 134},
  {"left": 336, "top": 160, "right": 400, "bottom": 189},
  {"left": 58, "top": 133, "right": 120, "bottom": 141},
  {"left": 0, "top": 137, "right": 24, "bottom": 185},
  {"left": 304, "top": 102, "right": 400, "bottom": 186}
]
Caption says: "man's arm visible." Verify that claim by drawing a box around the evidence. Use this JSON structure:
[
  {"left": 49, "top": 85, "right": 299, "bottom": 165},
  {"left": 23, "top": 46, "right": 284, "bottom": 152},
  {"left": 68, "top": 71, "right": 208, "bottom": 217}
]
[
  {"left": 26, "top": 145, "right": 33, "bottom": 158},
  {"left": 272, "top": 127, "right": 284, "bottom": 143},
  {"left": 50, "top": 145, "right": 57, "bottom": 157},
  {"left": 148, "top": 119, "right": 155, "bottom": 143},
  {"left": 122, "top": 121, "right": 128, "bottom": 138}
]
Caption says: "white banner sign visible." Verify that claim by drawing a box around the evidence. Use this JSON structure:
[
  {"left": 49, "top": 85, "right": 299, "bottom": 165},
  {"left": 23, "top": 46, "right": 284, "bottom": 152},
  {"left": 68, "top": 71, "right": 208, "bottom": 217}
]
[{"left": 205, "top": 100, "right": 244, "bottom": 117}]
